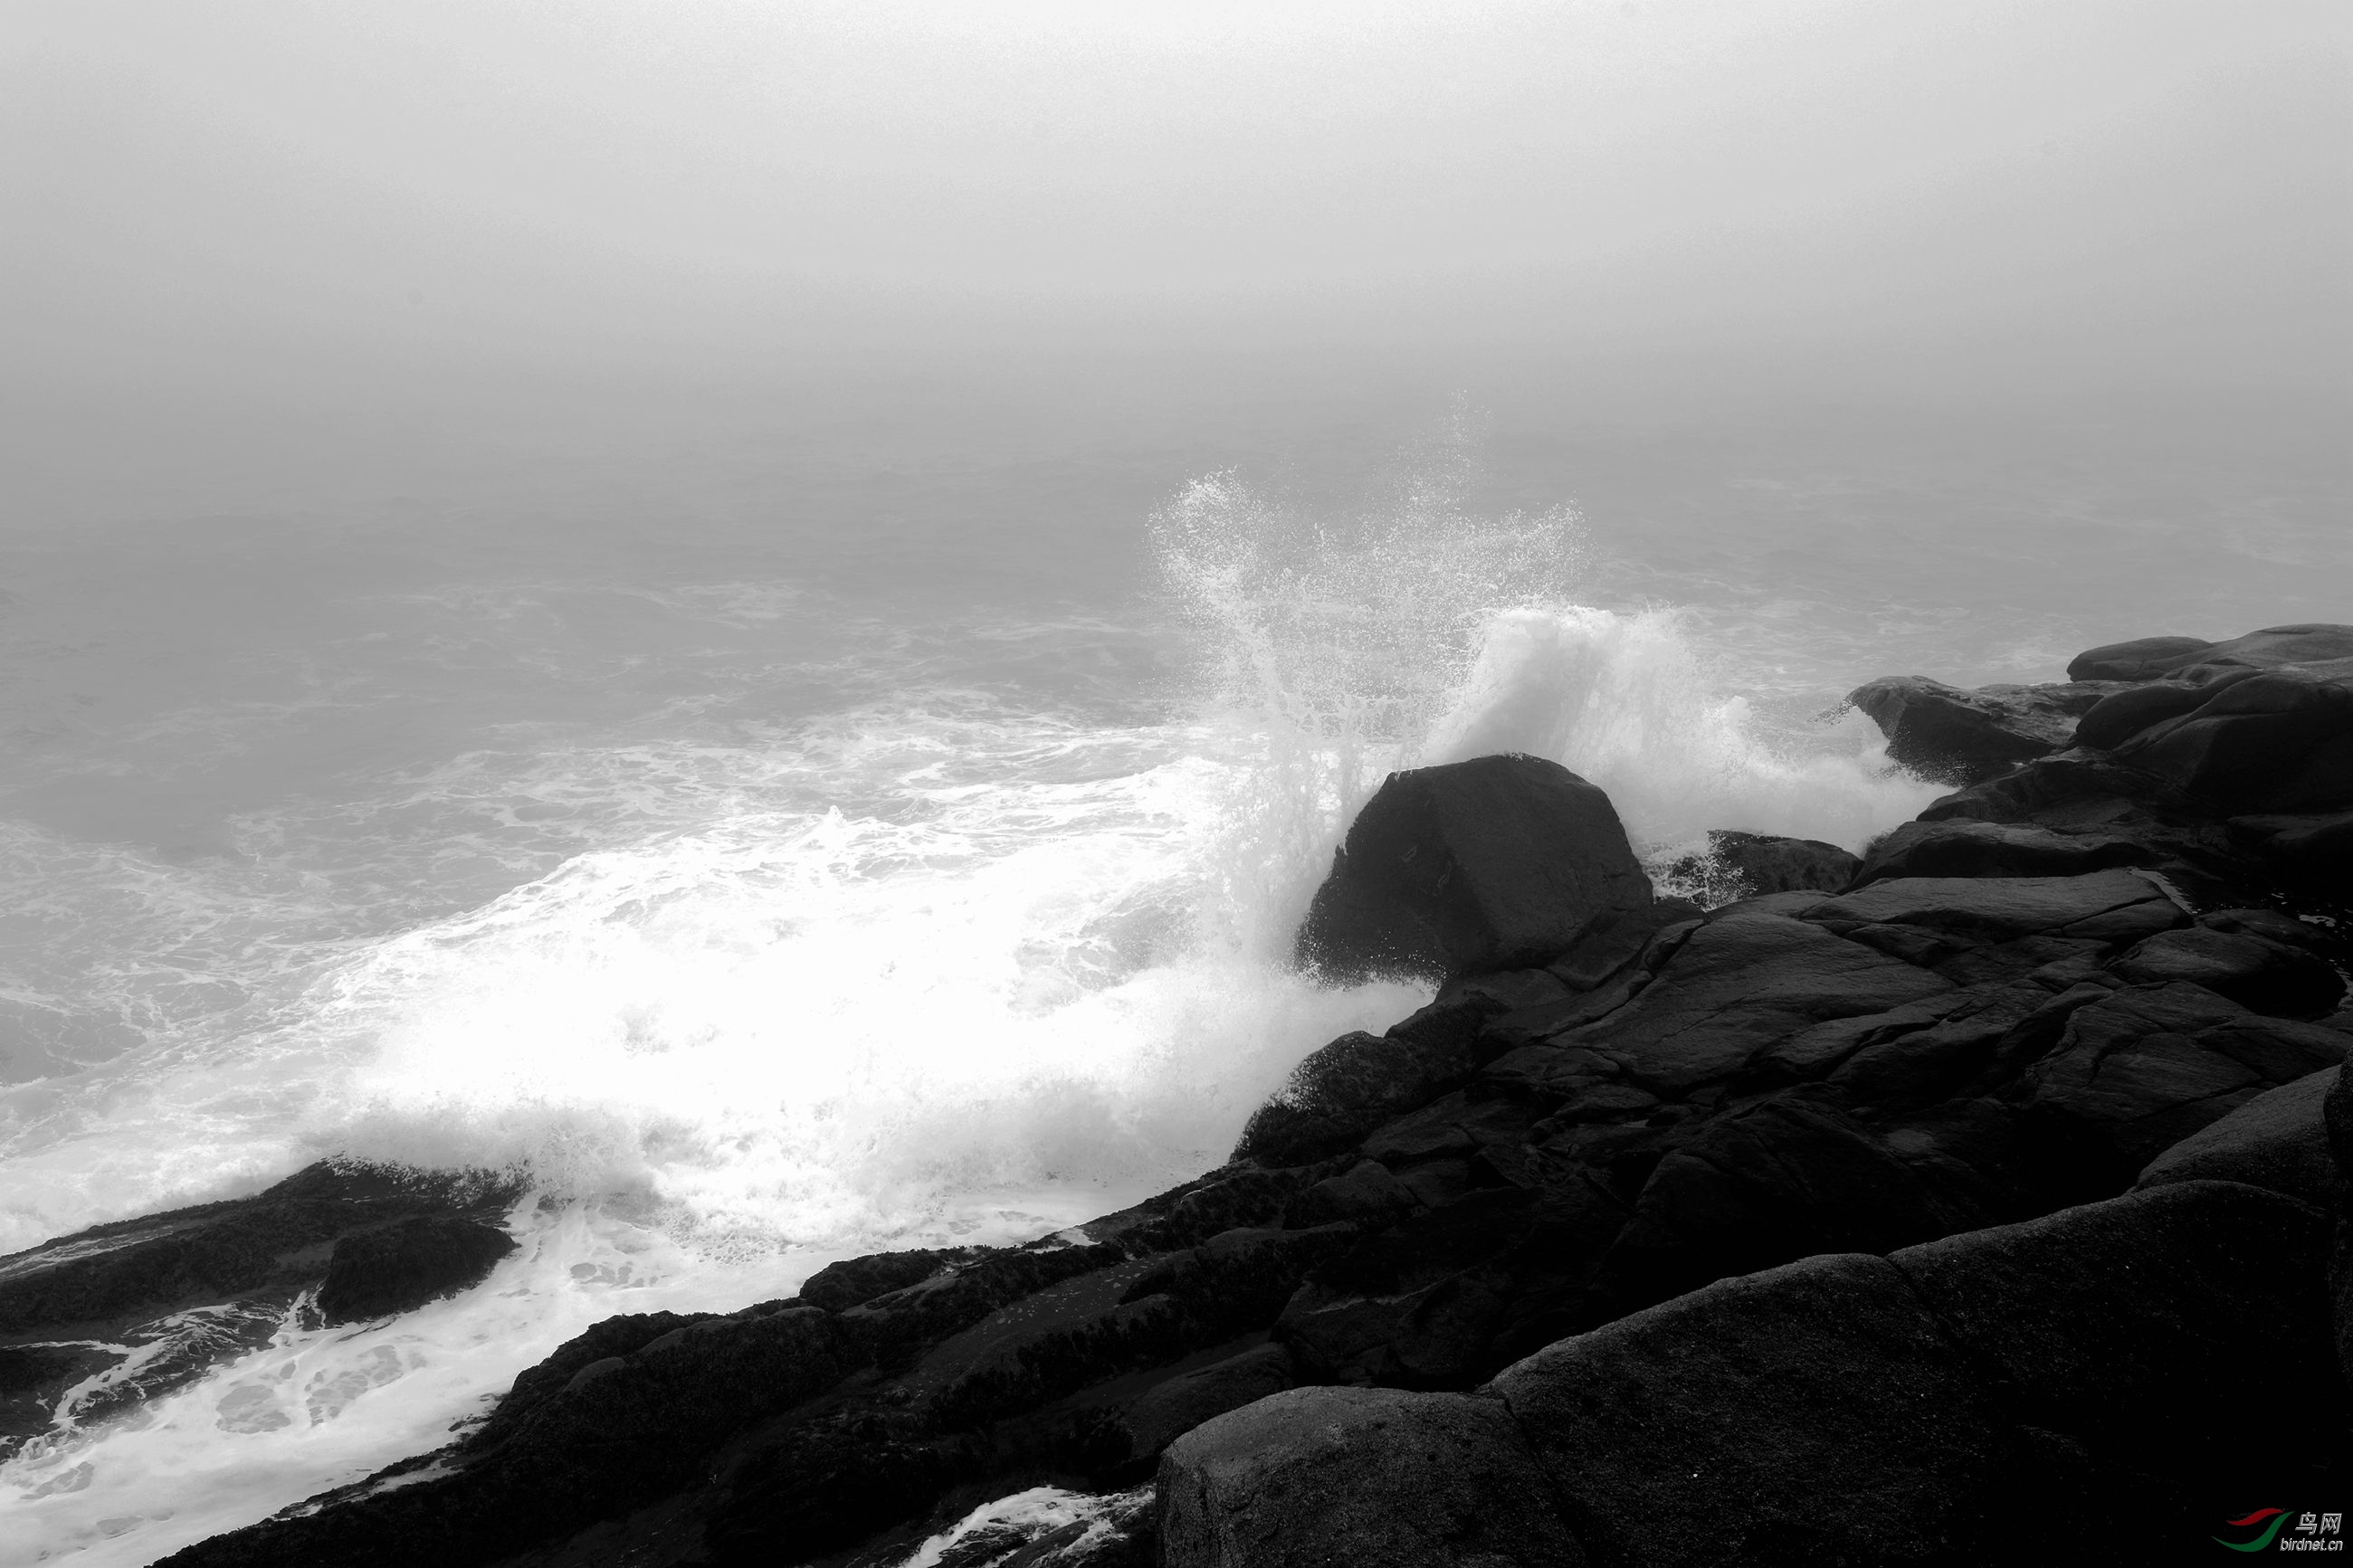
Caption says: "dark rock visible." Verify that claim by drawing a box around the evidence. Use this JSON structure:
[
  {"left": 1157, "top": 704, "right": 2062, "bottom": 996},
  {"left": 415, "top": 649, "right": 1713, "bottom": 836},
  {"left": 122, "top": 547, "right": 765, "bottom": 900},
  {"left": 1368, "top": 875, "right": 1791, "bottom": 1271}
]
[
  {"left": 1282, "top": 1160, "right": 1416, "bottom": 1229},
  {"left": 1703, "top": 829, "right": 1861, "bottom": 895},
  {"left": 1276, "top": 1187, "right": 1543, "bottom": 1386},
  {"left": 1294, "top": 754, "right": 1652, "bottom": 982},
  {"left": 2167, "top": 622, "right": 2353, "bottom": 674},
  {"left": 2067, "top": 634, "right": 2217, "bottom": 681},
  {"left": 2072, "top": 670, "right": 2258, "bottom": 750},
  {"left": 2137, "top": 1069, "right": 2345, "bottom": 1210},
  {"left": 2231, "top": 809, "right": 2353, "bottom": 889},
  {"left": 2072, "top": 624, "right": 2353, "bottom": 684},
  {"left": 800, "top": 1248, "right": 981, "bottom": 1314},
  {"left": 2107, "top": 925, "right": 2344, "bottom": 1019},
  {"left": 2110, "top": 660, "right": 2353, "bottom": 813},
  {"left": 1585, "top": 1095, "right": 1994, "bottom": 1316},
  {"left": 1232, "top": 1031, "right": 1474, "bottom": 1167},
  {"left": 465, "top": 1309, "right": 721, "bottom": 1452},
  {"left": 1194, "top": 1183, "right": 2343, "bottom": 1567},
  {"left": 1550, "top": 911, "right": 1954, "bottom": 1096},
  {"left": 2021, "top": 984, "right": 2348, "bottom": 1201},
  {"left": 1886, "top": 1180, "right": 2345, "bottom": 1515},
  {"left": 0, "top": 1161, "right": 520, "bottom": 1338},
  {"left": 1123, "top": 1344, "right": 1293, "bottom": 1459},
  {"left": 1538, "top": 898, "right": 1704, "bottom": 992},
  {"left": 317, "top": 1216, "right": 518, "bottom": 1326},
  {"left": 2329, "top": 1060, "right": 2353, "bottom": 1185},
  {"left": 1493, "top": 1251, "right": 2024, "bottom": 1567},
  {"left": 1233, "top": 993, "right": 1523, "bottom": 1168},
  {"left": 1853, "top": 819, "right": 2158, "bottom": 885},
  {"left": 1157, "top": 1385, "right": 1585, "bottom": 1568},
  {"left": 1800, "top": 867, "right": 2179, "bottom": 943},
  {"left": 1846, "top": 675, "right": 2122, "bottom": 785}
]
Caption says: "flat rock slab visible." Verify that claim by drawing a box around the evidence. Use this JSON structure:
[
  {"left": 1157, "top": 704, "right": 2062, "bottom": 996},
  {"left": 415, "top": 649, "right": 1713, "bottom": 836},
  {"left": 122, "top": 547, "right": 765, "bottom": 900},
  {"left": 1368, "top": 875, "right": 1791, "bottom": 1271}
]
[
  {"left": 1800, "top": 868, "right": 2175, "bottom": 940},
  {"left": 1558, "top": 913, "right": 1953, "bottom": 1095}
]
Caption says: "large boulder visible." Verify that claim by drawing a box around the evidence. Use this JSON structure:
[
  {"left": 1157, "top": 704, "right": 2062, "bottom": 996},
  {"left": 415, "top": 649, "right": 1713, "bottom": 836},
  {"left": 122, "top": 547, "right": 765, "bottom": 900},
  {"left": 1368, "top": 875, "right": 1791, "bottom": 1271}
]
[
  {"left": 1845, "top": 676, "right": 2121, "bottom": 785},
  {"left": 1491, "top": 1251, "right": 2027, "bottom": 1567},
  {"left": 1157, "top": 1386, "right": 1585, "bottom": 1568},
  {"left": 1294, "top": 755, "right": 1652, "bottom": 982}
]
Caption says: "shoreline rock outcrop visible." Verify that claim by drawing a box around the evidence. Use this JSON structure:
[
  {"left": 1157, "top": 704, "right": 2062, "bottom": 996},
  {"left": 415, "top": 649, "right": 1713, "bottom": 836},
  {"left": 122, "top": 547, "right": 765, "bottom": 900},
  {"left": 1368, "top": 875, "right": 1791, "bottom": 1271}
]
[
  {"left": 25, "top": 621, "right": 2347, "bottom": 1567},
  {"left": 0, "top": 1163, "right": 521, "bottom": 1455}
]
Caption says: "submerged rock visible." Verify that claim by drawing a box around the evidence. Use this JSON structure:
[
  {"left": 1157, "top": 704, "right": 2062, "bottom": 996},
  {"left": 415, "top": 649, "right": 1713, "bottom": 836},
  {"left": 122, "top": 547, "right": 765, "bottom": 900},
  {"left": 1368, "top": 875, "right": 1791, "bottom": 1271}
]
[{"left": 1294, "top": 754, "right": 1651, "bottom": 982}]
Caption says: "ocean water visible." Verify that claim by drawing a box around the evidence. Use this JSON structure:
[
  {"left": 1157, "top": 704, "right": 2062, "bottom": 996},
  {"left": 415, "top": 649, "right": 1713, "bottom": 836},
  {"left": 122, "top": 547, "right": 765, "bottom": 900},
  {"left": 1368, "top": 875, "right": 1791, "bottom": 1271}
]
[{"left": 2, "top": 380, "right": 2345, "bottom": 1563}]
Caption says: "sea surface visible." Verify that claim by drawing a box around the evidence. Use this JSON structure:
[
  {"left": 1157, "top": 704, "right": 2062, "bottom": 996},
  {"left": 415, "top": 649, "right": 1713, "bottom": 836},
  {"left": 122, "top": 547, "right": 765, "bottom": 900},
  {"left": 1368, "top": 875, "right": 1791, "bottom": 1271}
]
[{"left": 3, "top": 375, "right": 2345, "bottom": 1562}]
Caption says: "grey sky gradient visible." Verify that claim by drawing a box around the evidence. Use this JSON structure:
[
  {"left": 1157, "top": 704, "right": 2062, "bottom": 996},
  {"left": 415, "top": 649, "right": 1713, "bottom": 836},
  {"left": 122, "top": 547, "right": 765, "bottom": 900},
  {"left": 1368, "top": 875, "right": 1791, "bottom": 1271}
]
[{"left": 5, "top": 1, "right": 2348, "bottom": 404}]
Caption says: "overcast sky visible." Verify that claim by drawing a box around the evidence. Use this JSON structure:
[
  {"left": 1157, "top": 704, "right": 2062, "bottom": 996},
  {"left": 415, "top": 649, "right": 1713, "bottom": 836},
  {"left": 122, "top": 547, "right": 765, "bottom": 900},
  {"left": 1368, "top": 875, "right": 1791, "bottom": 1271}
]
[{"left": 5, "top": 1, "right": 2347, "bottom": 403}]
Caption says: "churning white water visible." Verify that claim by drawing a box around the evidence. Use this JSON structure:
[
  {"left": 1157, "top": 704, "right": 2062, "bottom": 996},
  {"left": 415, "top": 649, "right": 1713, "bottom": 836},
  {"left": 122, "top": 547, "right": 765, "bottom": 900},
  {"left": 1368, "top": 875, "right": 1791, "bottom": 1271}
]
[{"left": 0, "top": 458, "right": 1956, "bottom": 1563}]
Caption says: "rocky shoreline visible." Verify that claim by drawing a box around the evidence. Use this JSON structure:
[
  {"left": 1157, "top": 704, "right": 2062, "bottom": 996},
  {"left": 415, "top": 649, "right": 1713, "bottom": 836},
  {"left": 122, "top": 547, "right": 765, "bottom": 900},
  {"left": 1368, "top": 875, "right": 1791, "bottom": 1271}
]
[{"left": 8, "top": 622, "right": 2351, "bottom": 1565}]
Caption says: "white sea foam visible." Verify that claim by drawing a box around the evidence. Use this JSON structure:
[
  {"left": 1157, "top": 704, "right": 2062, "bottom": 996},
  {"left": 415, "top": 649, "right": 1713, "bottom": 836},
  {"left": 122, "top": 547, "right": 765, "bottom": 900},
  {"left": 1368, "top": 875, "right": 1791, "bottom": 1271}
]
[{"left": 1, "top": 457, "right": 1940, "bottom": 1563}]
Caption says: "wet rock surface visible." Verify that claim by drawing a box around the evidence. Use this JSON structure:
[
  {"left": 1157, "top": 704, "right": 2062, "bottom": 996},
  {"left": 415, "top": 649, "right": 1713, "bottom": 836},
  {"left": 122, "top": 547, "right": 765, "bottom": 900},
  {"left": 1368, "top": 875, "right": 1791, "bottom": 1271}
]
[
  {"left": 140, "top": 623, "right": 2353, "bottom": 1567},
  {"left": 1293, "top": 752, "right": 1653, "bottom": 982},
  {"left": 0, "top": 1163, "right": 521, "bottom": 1458}
]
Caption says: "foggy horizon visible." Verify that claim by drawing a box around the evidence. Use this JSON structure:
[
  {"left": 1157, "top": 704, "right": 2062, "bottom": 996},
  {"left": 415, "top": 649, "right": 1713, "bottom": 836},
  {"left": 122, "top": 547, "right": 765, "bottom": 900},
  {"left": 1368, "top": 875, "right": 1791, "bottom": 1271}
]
[{"left": 10, "top": 2, "right": 2348, "bottom": 387}]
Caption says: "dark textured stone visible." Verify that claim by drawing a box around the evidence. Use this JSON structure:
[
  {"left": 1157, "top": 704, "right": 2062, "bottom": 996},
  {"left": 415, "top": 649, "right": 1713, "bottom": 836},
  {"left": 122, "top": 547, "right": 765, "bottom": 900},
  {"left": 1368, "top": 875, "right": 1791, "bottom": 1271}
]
[
  {"left": 1295, "top": 754, "right": 1652, "bottom": 982},
  {"left": 1704, "top": 829, "right": 1862, "bottom": 895},
  {"left": 2231, "top": 809, "right": 2353, "bottom": 889},
  {"left": 2111, "top": 660, "right": 2353, "bottom": 813},
  {"left": 1157, "top": 1386, "right": 1586, "bottom": 1568},
  {"left": 2022, "top": 984, "right": 2348, "bottom": 1203},
  {"left": 1492, "top": 1252, "right": 2022, "bottom": 1567},
  {"left": 1846, "top": 675, "right": 2122, "bottom": 785},
  {"left": 0, "top": 1162, "right": 519, "bottom": 1337},
  {"left": 2072, "top": 670, "right": 2257, "bottom": 750},
  {"left": 1553, "top": 912, "right": 1952, "bottom": 1096},
  {"left": 1853, "top": 819, "right": 2158, "bottom": 885},
  {"left": 1233, "top": 1031, "right": 1476, "bottom": 1167},
  {"left": 317, "top": 1215, "right": 518, "bottom": 1326},
  {"left": 2137, "top": 1069, "right": 2344, "bottom": 1210},
  {"left": 1801, "top": 867, "right": 2177, "bottom": 942},
  {"left": 2066, "top": 634, "right": 2217, "bottom": 681},
  {"left": 2108, "top": 925, "right": 2344, "bottom": 1019},
  {"left": 1887, "top": 1181, "right": 2345, "bottom": 1512},
  {"left": 799, "top": 1248, "right": 979, "bottom": 1314},
  {"left": 1123, "top": 1343, "right": 1293, "bottom": 1459},
  {"left": 1282, "top": 1159, "right": 1416, "bottom": 1229}
]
